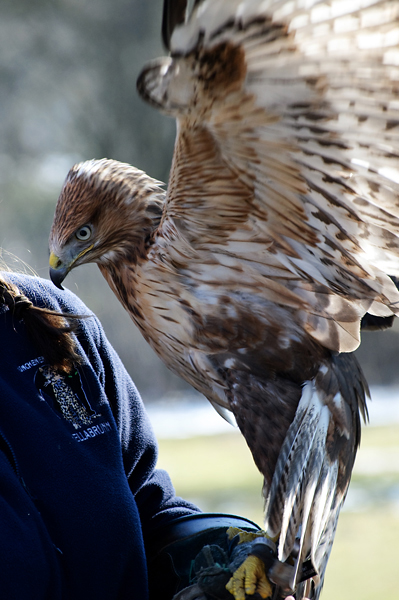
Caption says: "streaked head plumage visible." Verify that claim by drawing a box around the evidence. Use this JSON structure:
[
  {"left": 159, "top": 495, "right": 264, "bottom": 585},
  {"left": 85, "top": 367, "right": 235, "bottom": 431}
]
[{"left": 49, "top": 158, "right": 165, "bottom": 287}]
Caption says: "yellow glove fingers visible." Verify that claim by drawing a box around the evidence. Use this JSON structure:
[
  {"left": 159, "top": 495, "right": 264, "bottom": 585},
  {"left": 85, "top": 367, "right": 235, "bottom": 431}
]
[{"left": 226, "top": 555, "right": 272, "bottom": 600}]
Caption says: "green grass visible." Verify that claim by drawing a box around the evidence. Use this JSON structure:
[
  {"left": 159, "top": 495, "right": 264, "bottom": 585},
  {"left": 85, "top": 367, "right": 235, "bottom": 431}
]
[
  {"left": 157, "top": 424, "right": 399, "bottom": 600},
  {"left": 358, "top": 425, "right": 399, "bottom": 448},
  {"left": 324, "top": 511, "right": 399, "bottom": 600}
]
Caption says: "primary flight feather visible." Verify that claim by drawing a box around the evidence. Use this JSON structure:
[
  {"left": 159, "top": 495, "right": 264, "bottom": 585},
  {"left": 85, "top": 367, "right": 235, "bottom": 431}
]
[{"left": 49, "top": 0, "right": 399, "bottom": 598}]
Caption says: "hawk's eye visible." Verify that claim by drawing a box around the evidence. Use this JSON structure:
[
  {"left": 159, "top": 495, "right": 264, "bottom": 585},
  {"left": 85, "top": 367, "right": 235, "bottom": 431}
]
[{"left": 75, "top": 226, "right": 92, "bottom": 241}]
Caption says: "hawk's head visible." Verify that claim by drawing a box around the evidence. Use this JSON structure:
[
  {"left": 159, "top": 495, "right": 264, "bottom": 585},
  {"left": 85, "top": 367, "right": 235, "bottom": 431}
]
[{"left": 49, "top": 158, "right": 164, "bottom": 288}]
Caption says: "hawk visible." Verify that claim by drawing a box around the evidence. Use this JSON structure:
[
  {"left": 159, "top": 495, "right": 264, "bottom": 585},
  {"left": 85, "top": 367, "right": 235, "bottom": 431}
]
[{"left": 48, "top": 0, "right": 399, "bottom": 598}]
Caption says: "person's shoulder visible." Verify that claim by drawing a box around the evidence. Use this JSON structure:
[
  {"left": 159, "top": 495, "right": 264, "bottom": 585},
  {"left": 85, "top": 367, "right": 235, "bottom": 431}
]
[
  {"left": 2, "top": 272, "right": 91, "bottom": 317},
  {"left": 2, "top": 272, "right": 109, "bottom": 348}
]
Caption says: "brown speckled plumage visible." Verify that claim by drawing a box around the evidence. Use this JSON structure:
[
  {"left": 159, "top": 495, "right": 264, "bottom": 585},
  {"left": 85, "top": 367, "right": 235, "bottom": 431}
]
[{"left": 49, "top": 1, "right": 399, "bottom": 597}]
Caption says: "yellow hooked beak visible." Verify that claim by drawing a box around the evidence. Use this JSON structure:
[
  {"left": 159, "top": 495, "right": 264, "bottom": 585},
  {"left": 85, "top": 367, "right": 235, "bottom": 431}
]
[{"left": 49, "top": 245, "right": 94, "bottom": 289}]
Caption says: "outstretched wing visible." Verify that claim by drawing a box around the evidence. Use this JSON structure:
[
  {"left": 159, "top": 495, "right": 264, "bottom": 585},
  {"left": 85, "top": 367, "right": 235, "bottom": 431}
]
[{"left": 138, "top": 0, "right": 399, "bottom": 354}]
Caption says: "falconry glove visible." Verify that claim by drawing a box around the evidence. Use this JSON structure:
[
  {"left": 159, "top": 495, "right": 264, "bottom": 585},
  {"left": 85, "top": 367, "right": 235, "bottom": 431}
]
[
  {"left": 146, "top": 513, "right": 260, "bottom": 600},
  {"left": 147, "top": 515, "right": 315, "bottom": 600}
]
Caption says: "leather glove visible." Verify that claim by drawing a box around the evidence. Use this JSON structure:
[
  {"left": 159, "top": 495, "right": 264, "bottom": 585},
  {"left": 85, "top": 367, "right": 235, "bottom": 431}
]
[{"left": 146, "top": 513, "right": 261, "bottom": 600}]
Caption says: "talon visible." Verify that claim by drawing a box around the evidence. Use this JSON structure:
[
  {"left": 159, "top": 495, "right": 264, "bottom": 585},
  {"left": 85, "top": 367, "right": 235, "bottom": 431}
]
[
  {"left": 226, "top": 555, "right": 272, "bottom": 599},
  {"left": 226, "top": 526, "right": 273, "bottom": 545}
]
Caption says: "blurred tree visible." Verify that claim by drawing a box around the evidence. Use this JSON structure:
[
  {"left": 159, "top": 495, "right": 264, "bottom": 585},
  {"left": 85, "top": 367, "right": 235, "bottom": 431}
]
[
  {"left": 0, "top": 0, "right": 186, "bottom": 400},
  {"left": 0, "top": 0, "right": 398, "bottom": 401},
  {"left": 0, "top": 0, "right": 175, "bottom": 176}
]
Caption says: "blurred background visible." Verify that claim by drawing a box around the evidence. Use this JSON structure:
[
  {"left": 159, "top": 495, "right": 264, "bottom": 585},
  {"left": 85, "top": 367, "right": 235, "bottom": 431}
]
[{"left": 0, "top": 1, "right": 398, "bottom": 598}]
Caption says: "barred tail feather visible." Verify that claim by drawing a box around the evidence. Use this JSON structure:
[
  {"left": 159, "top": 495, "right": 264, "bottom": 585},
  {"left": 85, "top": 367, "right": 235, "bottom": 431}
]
[{"left": 264, "top": 376, "right": 352, "bottom": 597}]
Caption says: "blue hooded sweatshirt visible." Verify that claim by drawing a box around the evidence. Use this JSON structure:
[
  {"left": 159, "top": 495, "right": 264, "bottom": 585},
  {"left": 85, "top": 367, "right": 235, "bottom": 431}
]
[{"left": 0, "top": 273, "right": 199, "bottom": 599}]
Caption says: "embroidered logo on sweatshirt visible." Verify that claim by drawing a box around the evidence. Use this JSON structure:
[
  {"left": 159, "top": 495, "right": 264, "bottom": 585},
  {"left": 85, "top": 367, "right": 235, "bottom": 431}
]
[{"left": 34, "top": 365, "right": 99, "bottom": 430}]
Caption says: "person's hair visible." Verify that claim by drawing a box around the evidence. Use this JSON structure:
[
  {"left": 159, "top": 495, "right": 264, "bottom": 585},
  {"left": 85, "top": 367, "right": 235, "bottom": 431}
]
[{"left": 0, "top": 275, "right": 82, "bottom": 373}]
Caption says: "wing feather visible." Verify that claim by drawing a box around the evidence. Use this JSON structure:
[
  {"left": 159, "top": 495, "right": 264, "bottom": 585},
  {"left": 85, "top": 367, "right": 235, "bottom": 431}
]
[
  {"left": 264, "top": 374, "right": 357, "bottom": 594},
  {"left": 137, "top": 0, "right": 399, "bottom": 352}
]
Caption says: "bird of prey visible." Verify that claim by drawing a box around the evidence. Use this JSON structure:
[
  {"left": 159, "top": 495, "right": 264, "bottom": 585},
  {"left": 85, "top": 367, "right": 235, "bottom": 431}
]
[{"left": 49, "top": 0, "right": 399, "bottom": 598}]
